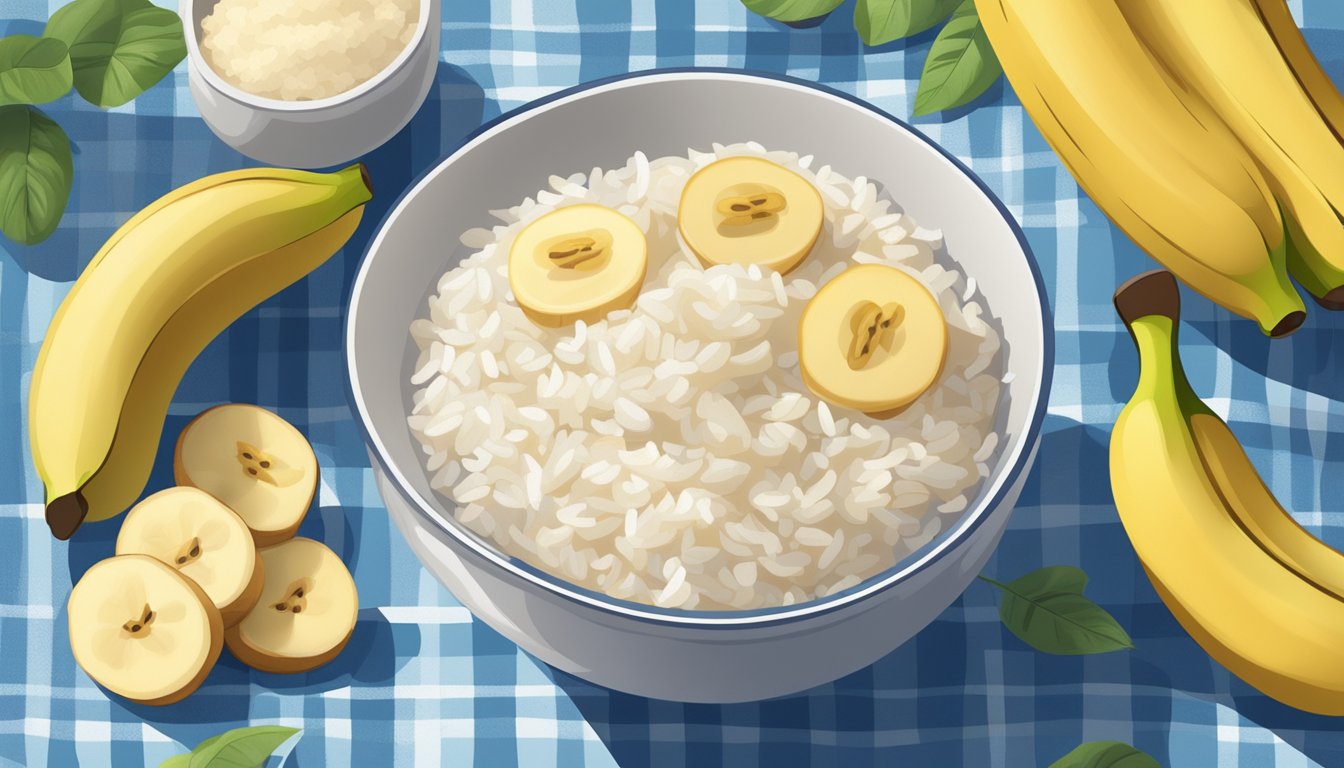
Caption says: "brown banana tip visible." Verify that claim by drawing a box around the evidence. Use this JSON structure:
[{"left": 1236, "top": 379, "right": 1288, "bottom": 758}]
[
  {"left": 1270, "top": 310, "right": 1306, "bottom": 338},
  {"left": 1314, "top": 287, "right": 1344, "bottom": 311},
  {"left": 356, "top": 163, "right": 372, "bottom": 196},
  {"left": 46, "top": 492, "right": 87, "bottom": 540},
  {"left": 1113, "top": 270, "right": 1180, "bottom": 327}
]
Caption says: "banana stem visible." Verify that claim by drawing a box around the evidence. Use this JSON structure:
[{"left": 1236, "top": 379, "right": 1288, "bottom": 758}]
[
  {"left": 1114, "top": 271, "right": 1210, "bottom": 417},
  {"left": 334, "top": 163, "right": 374, "bottom": 210}
]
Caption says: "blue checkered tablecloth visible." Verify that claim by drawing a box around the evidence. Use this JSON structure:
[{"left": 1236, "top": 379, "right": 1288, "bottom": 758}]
[{"left": 4, "top": 0, "right": 1344, "bottom": 765}]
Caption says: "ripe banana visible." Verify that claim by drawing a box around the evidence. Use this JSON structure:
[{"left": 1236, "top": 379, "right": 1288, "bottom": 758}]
[
  {"left": 1111, "top": 270, "right": 1344, "bottom": 715},
  {"left": 1122, "top": 0, "right": 1344, "bottom": 307},
  {"left": 975, "top": 0, "right": 1306, "bottom": 336},
  {"left": 30, "top": 165, "right": 372, "bottom": 540},
  {"left": 1187, "top": 412, "right": 1344, "bottom": 600},
  {"left": 1250, "top": 0, "right": 1344, "bottom": 145}
]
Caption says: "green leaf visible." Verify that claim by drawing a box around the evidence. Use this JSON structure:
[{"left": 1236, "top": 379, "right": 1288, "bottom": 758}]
[
  {"left": 188, "top": 726, "right": 300, "bottom": 768},
  {"left": 1049, "top": 741, "right": 1162, "bottom": 768},
  {"left": 855, "top": 0, "right": 960, "bottom": 46},
  {"left": 741, "top": 0, "right": 846, "bottom": 23},
  {"left": 44, "top": 0, "right": 186, "bottom": 108},
  {"left": 0, "top": 105, "right": 73, "bottom": 244},
  {"left": 980, "top": 566, "right": 1136, "bottom": 655},
  {"left": 157, "top": 732, "right": 224, "bottom": 768},
  {"left": 912, "top": 0, "right": 1003, "bottom": 116},
  {"left": 193, "top": 734, "right": 224, "bottom": 755},
  {"left": 0, "top": 36, "right": 73, "bottom": 106}
]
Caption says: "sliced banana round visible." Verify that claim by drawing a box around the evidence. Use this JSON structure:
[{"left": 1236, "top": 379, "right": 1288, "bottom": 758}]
[
  {"left": 678, "top": 156, "right": 824, "bottom": 275},
  {"left": 116, "top": 487, "right": 263, "bottom": 627},
  {"left": 508, "top": 204, "right": 648, "bottom": 327},
  {"left": 799, "top": 264, "right": 948, "bottom": 416},
  {"left": 175, "top": 404, "right": 316, "bottom": 546},
  {"left": 67, "top": 555, "right": 222, "bottom": 705},
  {"left": 225, "top": 537, "right": 358, "bottom": 674}
]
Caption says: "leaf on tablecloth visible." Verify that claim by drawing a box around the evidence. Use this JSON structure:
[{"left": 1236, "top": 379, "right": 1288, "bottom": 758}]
[
  {"left": 44, "top": 0, "right": 186, "bottom": 108},
  {"left": 980, "top": 566, "right": 1136, "bottom": 655},
  {"left": 913, "top": 0, "right": 1002, "bottom": 116},
  {"left": 1049, "top": 740, "right": 1162, "bottom": 768},
  {"left": 855, "top": 0, "right": 960, "bottom": 46},
  {"left": 0, "top": 36, "right": 73, "bottom": 106},
  {"left": 188, "top": 726, "right": 299, "bottom": 768},
  {"left": 740, "top": 0, "right": 846, "bottom": 23},
  {"left": 0, "top": 105, "right": 72, "bottom": 245},
  {"left": 157, "top": 725, "right": 300, "bottom": 768}
]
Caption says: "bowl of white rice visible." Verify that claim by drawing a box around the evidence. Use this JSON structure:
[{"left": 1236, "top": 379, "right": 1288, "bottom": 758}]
[
  {"left": 180, "top": 0, "right": 440, "bottom": 168},
  {"left": 347, "top": 70, "right": 1053, "bottom": 703}
]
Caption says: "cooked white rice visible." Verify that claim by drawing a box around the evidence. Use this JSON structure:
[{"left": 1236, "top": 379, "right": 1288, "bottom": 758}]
[
  {"left": 407, "top": 142, "right": 1005, "bottom": 611},
  {"left": 201, "top": 0, "right": 418, "bottom": 101}
]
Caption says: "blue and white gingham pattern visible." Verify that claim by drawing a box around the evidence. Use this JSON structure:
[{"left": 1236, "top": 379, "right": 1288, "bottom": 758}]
[{"left": 2, "top": 0, "right": 1344, "bottom": 765}]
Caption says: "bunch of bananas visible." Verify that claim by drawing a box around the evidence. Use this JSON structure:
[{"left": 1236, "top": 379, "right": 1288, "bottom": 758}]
[
  {"left": 29, "top": 166, "right": 373, "bottom": 540},
  {"left": 1112, "top": 271, "right": 1344, "bottom": 715},
  {"left": 979, "top": 0, "right": 1344, "bottom": 336}
]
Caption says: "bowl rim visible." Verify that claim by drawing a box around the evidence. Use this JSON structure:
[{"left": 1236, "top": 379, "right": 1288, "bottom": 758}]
[
  {"left": 180, "top": 0, "right": 435, "bottom": 112},
  {"left": 345, "top": 68, "right": 1055, "bottom": 628}
]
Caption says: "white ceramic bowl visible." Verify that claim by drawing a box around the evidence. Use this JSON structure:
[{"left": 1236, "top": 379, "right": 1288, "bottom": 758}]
[
  {"left": 347, "top": 71, "right": 1053, "bottom": 703},
  {"left": 181, "top": 0, "right": 440, "bottom": 168}
]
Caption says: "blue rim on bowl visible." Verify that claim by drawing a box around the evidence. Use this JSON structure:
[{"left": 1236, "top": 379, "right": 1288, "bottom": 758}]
[
  {"left": 345, "top": 68, "right": 1056, "bottom": 628},
  {"left": 180, "top": 0, "right": 435, "bottom": 112}
]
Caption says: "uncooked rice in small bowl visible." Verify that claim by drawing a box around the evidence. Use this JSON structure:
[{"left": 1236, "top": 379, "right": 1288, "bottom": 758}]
[{"left": 407, "top": 142, "right": 1006, "bottom": 611}]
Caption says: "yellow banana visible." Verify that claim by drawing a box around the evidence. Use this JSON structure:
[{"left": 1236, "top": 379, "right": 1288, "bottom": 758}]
[
  {"left": 1187, "top": 413, "right": 1344, "bottom": 600},
  {"left": 1112, "top": 270, "right": 1344, "bottom": 715},
  {"left": 1122, "top": 0, "right": 1344, "bottom": 306},
  {"left": 975, "top": 0, "right": 1305, "bottom": 336},
  {"left": 30, "top": 165, "right": 372, "bottom": 540},
  {"left": 1250, "top": 0, "right": 1344, "bottom": 145}
]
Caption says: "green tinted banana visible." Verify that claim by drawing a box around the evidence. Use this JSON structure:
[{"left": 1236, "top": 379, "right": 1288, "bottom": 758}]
[
  {"left": 1122, "top": 0, "right": 1344, "bottom": 306},
  {"left": 1111, "top": 271, "right": 1344, "bottom": 715},
  {"left": 30, "top": 165, "right": 372, "bottom": 539},
  {"left": 975, "top": 0, "right": 1305, "bottom": 336}
]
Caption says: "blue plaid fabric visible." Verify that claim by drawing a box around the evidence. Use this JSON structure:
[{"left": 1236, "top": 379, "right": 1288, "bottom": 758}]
[{"left": 2, "top": 0, "right": 1344, "bottom": 765}]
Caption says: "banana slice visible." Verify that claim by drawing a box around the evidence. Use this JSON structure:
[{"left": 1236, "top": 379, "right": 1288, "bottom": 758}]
[
  {"left": 678, "top": 156, "right": 824, "bottom": 275},
  {"left": 508, "top": 204, "right": 649, "bottom": 327},
  {"left": 175, "top": 404, "right": 316, "bottom": 546},
  {"left": 798, "top": 264, "right": 947, "bottom": 416},
  {"left": 225, "top": 537, "right": 358, "bottom": 673},
  {"left": 116, "top": 487, "right": 263, "bottom": 626},
  {"left": 67, "top": 555, "right": 222, "bottom": 705}
]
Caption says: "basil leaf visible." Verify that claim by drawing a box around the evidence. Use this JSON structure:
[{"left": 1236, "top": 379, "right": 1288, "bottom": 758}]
[
  {"left": 1049, "top": 741, "right": 1162, "bottom": 768},
  {"left": 855, "top": 0, "right": 960, "bottom": 46},
  {"left": 741, "top": 0, "right": 846, "bottom": 23},
  {"left": 912, "top": 0, "right": 1002, "bottom": 116},
  {"left": 0, "top": 36, "right": 73, "bottom": 106},
  {"left": 980, "top": 566, "right": 1136, "bottom": 655},
  {"left": 0, "top": 105, "right": 72, "bottom": 245},
  {"left": 45, "top": 0, "right": 186, "bottom": 108},
  {"left": 187, "top": 726, "right": 300, "bottom": 768}
]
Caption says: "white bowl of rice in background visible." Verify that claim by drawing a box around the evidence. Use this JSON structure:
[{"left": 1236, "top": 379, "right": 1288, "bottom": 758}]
[
  {"left": 347, "top": 70, "right": 1053, "bottom": 703},
  {"left": 180, "top": 0, "right": 440, "bottom": 168}
]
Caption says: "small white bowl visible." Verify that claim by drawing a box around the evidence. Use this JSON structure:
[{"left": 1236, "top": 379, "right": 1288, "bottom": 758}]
[
  {"left": 181, "top": 0, "right": 440, "bottom": 168},
  {"left": 347, "top": 71, "right": 1054, "bottom": 703}
]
